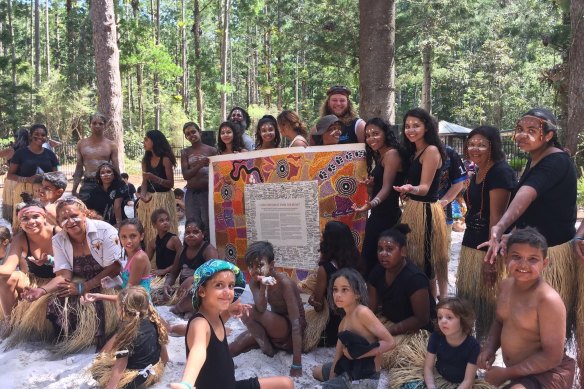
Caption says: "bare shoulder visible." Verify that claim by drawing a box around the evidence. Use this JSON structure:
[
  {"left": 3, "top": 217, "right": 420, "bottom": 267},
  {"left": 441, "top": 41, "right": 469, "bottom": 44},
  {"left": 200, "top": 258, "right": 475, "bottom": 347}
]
[
  {"left": 202, "top": 144, "right": 217, "bottom": 155},
  {"left": 354, "top": 304, "right": 375, "bottom": 318},
  {"left": 537, "top": 281, "right": 565, "bottom": 312}
]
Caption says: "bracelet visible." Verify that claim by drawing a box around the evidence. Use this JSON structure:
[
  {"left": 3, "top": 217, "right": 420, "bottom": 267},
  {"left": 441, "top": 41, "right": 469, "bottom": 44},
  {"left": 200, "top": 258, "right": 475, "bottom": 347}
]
[
  {"left": 291, "top": 363, "right": 302, "bottom": 369},
  {"left": 40, "top": 287, "right": 48, "bottom": 295},
  {"left": 77, "top": 282, "right": 85, "bottom": 295},
  {"left": 370, "top": 197, "right": 381, "bottom": 208},
  {"left": 411, "top": 186, "right": 419, "bottom": 194},
  {"left": 179, "top": 382, "right": 193, "bottom": 389}
]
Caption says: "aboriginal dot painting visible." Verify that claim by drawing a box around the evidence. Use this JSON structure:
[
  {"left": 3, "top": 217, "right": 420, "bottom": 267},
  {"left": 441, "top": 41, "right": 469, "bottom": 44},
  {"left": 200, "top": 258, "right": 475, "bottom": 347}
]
[{"left": 208, "top": 145, "right": 368, "bottom": 280}]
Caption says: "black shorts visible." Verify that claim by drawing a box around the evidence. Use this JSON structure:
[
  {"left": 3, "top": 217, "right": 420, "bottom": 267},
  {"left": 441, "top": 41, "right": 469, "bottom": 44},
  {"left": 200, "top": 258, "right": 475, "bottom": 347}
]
[{"left": 236, "top": 377, "right": 260, "bottom": 389}]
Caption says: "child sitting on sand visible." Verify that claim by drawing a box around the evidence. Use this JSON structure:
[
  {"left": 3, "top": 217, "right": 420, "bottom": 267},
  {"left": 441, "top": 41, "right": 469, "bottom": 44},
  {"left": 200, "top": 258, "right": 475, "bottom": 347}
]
[
  {"left": 146, "top": 208, "right": 182, "bottom": 278},
  {"left": 170, "top": 259, "right": 293, "bottom": 389},
  {"left": 400, "top": 296, "right": 480, "bottom": 389},
  {"left": 90, "top": 286, "right": 168, "bottom": 389},
  {"left": 229, "top": 241, "right": 306, "bottom": 377},
  {"left": 477, "top": 227, "right": 575, "bottom": 388},
  {"left": 313, "top": 268, "right": 395, "bottom": 388}
]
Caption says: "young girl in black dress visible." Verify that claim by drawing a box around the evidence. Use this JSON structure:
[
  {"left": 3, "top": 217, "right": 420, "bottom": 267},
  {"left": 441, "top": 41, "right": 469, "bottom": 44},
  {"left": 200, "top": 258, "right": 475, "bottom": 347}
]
[
  {"left": 170, "top": 259, "right": 293, "bottom": 389},
  {"left": 90, "top": 286, "right": 169, "bottom": 389},
  {"left": 136, "top": 130, "right": 178, "bottom": 246}
]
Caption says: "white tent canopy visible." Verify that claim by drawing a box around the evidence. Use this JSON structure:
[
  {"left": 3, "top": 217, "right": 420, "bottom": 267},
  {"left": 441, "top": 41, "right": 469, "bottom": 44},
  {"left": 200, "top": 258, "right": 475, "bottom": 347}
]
[{"left": 438, "top": 120, "right": 472, "bottom": 135}]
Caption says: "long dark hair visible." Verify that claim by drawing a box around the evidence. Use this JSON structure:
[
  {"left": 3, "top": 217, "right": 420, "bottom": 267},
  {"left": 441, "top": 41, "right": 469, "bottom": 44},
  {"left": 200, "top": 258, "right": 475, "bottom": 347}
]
[
  {"left": 319, "top": 221, "right": 361, "bottom": 270},
  {"left": 255, "top": 115, "right": 281, "bottom": 148},
  {"left": 364, "top": 117, "right": 409, "bottom": 175},
  {"left": 401, "top": 108, "right": 446, "bottom": 161},
  {"left": 465, "top": 125, "right": 505, "bottom": 162},
  {"left": 95, "top": 162, "right": 124, "bottom": 189},
  {"left": 217, "top": 121, "right": 245, "bottom": 153},
  {"left": 327, "top": 268, "right": 368, "bottom": 316},
  {"left": 143, "top": 130, "right": 177, "bottom": 166},
  {"left": 13, "top": 128, "right": 30, "bottom": 150}
]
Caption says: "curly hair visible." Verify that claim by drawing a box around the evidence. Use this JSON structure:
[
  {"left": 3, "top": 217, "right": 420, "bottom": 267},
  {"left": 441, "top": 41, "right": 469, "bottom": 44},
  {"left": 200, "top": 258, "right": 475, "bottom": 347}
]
[
  {"left": 143, "top": 130, "right": 177, "bottom": 167},
  {"left": 319, "top": 221, "right": 361, "bottom": 270},
  {"left": 436, "top": 296, "right": 475, "bottom": 337},
  {"left": 319, "top": 92, "right": 358, "bottom": 125},
  {"left": 228, "top": 106, "right": 251, "bottom": 130},
  {"left": 401, "top": 108, "right": 446, "bottom": 161},
  {"left": 465, "top": 125, "right": 505, "bottom": 162},
  {"left": 277, "top": 110, "right": 308, "bottom": 138},
  {"left": 327, "top": 268, "right": 368, "bottom": 316},
  {"left": 364, "top": 117, "right": 409, "bottom": 175},
  {"left": 112, "top": 286, "right": 169, "bottom": 354},
  {"left": 95, "top": 162, "right": 124, "bottom": 189},
  {"left": 255, "top": 115, "right": 281, "bottom": 149},
  {"left": 217, "top": 121, "right": 245, "bottom": 154}
]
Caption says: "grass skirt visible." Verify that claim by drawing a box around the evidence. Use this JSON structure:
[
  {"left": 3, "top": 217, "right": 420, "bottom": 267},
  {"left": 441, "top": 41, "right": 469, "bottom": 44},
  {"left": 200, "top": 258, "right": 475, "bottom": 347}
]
[
  {"left": 136, "top": 191, "right": 178, "bottom": 264},
  {"left": 296, "top": 271, "right": 332, "bottom": 352},
  {"left": 378, "top": 317, "right": 430, "bottom": 369},
  {"left": 4, "top": 274, "right": 53, "bottom": 346},
  {"left": 387, "top": 329, "right": 495, "bottom": 389},
  {"left": 10, "top": 181, "right": 35, "bottom": 230},
  {"left": 455, "top": 246, "right": 505, "bottom": 340},
  {"left": 576, "top": 255, "right": 584, "bottom": 389},
  {"left": 400, "top": 200, "right": 448, "bottom": 283},
  {"left": 90, "top": 352, "right": 166, "bottom": 388},
  {"left": 1, "top": 178, "right": 17, "bottom": 223},
  {"left": 544, "top": 241, "right": 577, "bottom": 335},
  {"left": 149, "top": 276, "right": 179, "bottom": 306}
]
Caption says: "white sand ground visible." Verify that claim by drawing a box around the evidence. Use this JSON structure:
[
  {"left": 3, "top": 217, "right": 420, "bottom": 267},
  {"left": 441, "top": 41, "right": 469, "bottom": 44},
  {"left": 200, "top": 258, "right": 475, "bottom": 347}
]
[{"left": 0, "top": 216, "right": 577, "bottom": 388}]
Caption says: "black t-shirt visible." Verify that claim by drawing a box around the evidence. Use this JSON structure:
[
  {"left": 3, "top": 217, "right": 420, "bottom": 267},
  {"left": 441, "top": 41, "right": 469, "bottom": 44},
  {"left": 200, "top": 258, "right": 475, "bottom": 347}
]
[
  {"left": 438, "top": 147, "right": 467, "bottom": 223},
  {"left": 11, "top": 147, "right": 59, "bottom": 177},
  {"left": 368, "top": 261, "right": 436, "bottom": 332},
  {"left": 462, "top": 161, "right": 516, "bottom": 249},
  {"left": 126, "top": 319, "right": 161, "bottom": 369},
  {"left": 427, "top": 332, "right": 480, "bottom": 383},
  {"left": 85, "top": 183, "right": 130, "bottom": 225},
  {"left": 513, "top": 152, "right": 576, "bottom": 246}
]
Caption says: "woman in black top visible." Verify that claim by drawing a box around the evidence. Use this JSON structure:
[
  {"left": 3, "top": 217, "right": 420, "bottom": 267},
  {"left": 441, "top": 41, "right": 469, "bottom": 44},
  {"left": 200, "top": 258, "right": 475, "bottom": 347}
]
[
  {"left": 482, "top": 108, "right": 577, "bottom": 329},
  {"left": 136, "top": 130, "right": 178, "bottom": 247},
  {"left": 85, "top": 162, "right": 130, "bottom": 226},
  {"left": 1, "top": 128, "right": 30, "bottom": 223},
  {"left": 393, "top": 108, "right": 448, "bottom": 299},
  {"left": 456, "top": 126, "right": 515, "bottom": 338},
  {"left": 6, "top": 124, "right": 59, "bottom": 228}
]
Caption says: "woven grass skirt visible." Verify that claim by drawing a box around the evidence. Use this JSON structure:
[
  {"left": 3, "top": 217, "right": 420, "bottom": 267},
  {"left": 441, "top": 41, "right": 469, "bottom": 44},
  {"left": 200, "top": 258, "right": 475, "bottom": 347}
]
[
  {"left": 90, "top": 352, "right": 166, "bottom": 388},
  {"left": 400, "top": 200, "right": 448, "bottom": 283},
  {"left": 10, "top": 181, "right": 35, "bottom": 230},
  {"left": 1, "top": 178, "right": 17, "bottom": 223},
  {"left": 136, "top": 191, "right": 178, "bottom": 262},
  {"left": 377, "top": 317, "right": 431, "bottom": 370},
  {"left": 295, "top": 271, "right": 332, "bottom": 352},
  {"left": 455, "top": 246, "right": 506, "bottom": 340},
  {"left": 544, "top": 241, "right": 577, "bottom": 336}
]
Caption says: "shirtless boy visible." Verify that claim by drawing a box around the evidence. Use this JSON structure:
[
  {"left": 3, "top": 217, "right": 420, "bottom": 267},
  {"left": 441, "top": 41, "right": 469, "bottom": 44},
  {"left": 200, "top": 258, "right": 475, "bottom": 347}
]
[
  {"left": 39, "top": 171, "right": 67, "bottom": 226},
  {"left": 477, "top": 227, "right": 575, "bottom": 388},
  {"left": 229, "top": 241, "right": 306, "bottom": 377},
  {"left": 180, "top": 122, "right": 216, "bottom": 238},
  {"left": 72, "top": 113, "right": 119, "bottom": 201}
]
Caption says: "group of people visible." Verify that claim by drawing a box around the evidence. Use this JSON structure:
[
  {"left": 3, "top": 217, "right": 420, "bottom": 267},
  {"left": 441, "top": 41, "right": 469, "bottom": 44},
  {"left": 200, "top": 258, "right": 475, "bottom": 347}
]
[{"left": 0, "top": 82, "right": 581, "bottom": 389}]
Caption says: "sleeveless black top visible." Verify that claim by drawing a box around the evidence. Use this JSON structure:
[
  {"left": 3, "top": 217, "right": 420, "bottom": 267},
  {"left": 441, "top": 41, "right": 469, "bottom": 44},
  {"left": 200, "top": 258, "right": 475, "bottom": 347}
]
[
  {"left": 186, "top": 313, "right": 236, "bottom": 389},
  {"left": 407, "top": 148, "right": 440, "bottom": 202},
  {"left": 181, "top": 241, "right": 209, "bottom": 270},
  {"left": 145, "top": 157, "right": 170, "bottom": 193},
  {"left": 338, "top": 118, "right": 359, "bottom": 144},
  {"left": 155, "top": 232, "right": 177, "bottom": 270},
  {"left": 25, "top": 229, "right": 56, "bottom": 279}
]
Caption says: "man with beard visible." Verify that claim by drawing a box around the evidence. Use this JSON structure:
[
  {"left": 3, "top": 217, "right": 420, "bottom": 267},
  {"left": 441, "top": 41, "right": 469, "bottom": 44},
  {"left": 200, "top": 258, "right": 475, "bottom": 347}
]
[
  {"left": 309, "top": 85, "right": 365, "bottom": 145},
  {"left": 228, "top": 106, "right": 255, "bottom": 151}
]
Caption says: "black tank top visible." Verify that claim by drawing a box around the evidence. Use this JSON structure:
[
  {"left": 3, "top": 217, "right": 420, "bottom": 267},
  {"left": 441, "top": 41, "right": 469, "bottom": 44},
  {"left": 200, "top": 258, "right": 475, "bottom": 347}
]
[
  {"left": 155, "top": 232, "right": 177, "bottom": 270},
  {"left": 145, "top": 157, "right": 170, "bottom": 192},
  {"left": 181, "top": 241, "right": 209, "bottom": 270},
  {"left": 338, "top": 118, "right": 359, "bottom": 144},
  {"left": 24, "top": 229, "right": 56, "bottom": 279},
  {"left": 407, "top": 147, "right": 440, "bottom": 202},
  {"left": 185, "top": 313, "right": 236, "bottom": 389}
]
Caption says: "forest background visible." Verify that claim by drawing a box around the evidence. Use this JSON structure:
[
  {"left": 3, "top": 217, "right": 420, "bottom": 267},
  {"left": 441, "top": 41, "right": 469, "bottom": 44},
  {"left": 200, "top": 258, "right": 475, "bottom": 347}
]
[{"left": 0, "top": 0, "right": 582, "bottom": 175}]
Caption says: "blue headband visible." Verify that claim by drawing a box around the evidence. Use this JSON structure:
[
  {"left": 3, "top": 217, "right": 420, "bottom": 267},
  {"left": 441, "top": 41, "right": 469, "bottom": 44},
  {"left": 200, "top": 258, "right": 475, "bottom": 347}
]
[{"left": 191, "top": 259, "right": 246, "bottom": 308}]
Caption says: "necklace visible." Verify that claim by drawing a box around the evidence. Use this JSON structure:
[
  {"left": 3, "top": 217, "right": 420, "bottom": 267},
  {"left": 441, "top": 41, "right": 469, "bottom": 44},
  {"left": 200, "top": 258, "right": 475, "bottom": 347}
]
[{"left": 465, "top": 161, "right": 493, "bottom": 219}]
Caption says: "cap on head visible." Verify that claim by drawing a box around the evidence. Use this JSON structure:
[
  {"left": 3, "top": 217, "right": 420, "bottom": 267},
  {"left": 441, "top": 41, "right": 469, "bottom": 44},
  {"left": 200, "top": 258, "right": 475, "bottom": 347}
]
[
  {"left": 316, "top": 115, "right": 342, "bottom": 135},
  {"left": 326, "top": 85, "right": 351, "bottom": 97}
]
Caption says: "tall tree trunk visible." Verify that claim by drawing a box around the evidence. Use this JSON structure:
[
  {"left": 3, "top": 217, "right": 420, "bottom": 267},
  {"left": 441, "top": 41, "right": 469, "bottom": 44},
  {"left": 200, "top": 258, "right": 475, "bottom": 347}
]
[
  {"left": 34, "top": 0, "right": 40, "bottom": 87},
  {"left": 91, "top": 0, "right": 125, "bottom": 171},
  {"left": 358, "top": 0, "right": 396, "bottom": 124},
  {"left": 263, "top": 22, "right": 272, "bottom": 107},
  {"left": 45, "top": 0, "right": 50, "bottom": 79},
  {"left": 421, "top": 44, "right": 432, "bottom": 113},
  {"left": 193, "top": 0, "right": 204, "bottom": 129},
  {"left": 180, "top": 0, "right": 188, "bottom": 112},
  {"left": 137, "top": 64, "right": 144, "bottom": 130},
  {"left": 219, "top": 0, "right": 230, "bottom": 121},
  {"left": 66, "top": 0, "right": 78, "bottom": 86},
  {"left": 565, "top": 0, "right": 584, "bottom": 156},
  {"left": 153, "top": 0, "right": 160, "bottom": 131},
  {"left": 7, "top": 0, "right": 17, "bottom": 92},
  {"left": 55, "top": 11, "right": 60, "bottom": 69}
]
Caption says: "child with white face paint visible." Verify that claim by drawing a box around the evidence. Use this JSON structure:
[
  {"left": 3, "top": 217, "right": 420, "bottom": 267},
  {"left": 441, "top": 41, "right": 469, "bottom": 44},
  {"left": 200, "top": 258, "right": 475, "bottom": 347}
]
[{"left": 229, "top": 241, "right": 307, "bottom": 378}]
